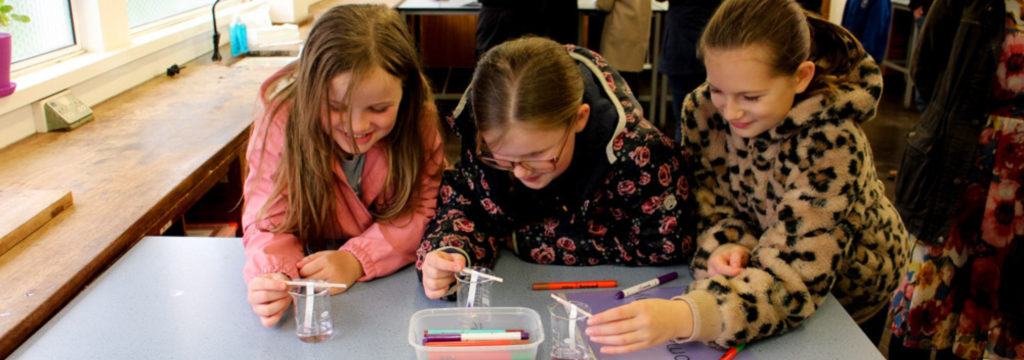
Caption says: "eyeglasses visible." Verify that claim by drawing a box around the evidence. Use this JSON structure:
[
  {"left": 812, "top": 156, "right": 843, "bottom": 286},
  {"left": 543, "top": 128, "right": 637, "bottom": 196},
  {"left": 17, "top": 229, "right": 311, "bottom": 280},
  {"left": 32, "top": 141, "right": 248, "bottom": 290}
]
[{"left": 477, "top": 123, "right": 574, "bottom": 173}]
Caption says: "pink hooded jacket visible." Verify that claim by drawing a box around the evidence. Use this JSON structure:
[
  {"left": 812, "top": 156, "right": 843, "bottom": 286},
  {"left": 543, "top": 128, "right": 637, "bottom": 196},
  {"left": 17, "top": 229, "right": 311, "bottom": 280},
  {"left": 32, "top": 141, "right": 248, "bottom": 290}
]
[{"left": 242, "top": 72, "right": 443, "bottom": 284}]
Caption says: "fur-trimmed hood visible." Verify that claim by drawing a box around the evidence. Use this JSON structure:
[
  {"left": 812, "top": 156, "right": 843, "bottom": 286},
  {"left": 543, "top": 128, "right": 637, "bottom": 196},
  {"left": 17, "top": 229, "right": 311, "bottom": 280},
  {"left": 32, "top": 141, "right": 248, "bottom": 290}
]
[
  {"left": 418, "top": 45, "right": 697, "bottom": 270},
  {"left": 685, "top": 54, "right": 884, "bottom": 142},
  {"left": 445, "top": 44, "right": 652, "bottom": 206}
]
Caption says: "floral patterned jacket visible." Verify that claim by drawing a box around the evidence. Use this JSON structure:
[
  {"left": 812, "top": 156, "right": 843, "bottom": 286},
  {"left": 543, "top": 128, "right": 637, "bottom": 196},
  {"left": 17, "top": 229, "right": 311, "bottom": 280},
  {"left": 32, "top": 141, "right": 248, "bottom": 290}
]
[{"left": 415, "top": 45, "right": 697, "bottom": 274}]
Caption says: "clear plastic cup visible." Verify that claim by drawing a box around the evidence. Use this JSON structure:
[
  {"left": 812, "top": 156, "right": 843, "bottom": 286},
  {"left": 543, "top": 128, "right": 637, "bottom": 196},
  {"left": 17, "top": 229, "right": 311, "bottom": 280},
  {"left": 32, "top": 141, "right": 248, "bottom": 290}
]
[
  {"left": 455, "top": 266, "right": 495, "bottom": 308},
  {"left": 288, "top": 280, "right": 333, "bottom": 343},
  {"left": 547, "top": 301, "right": 591, "bottom": 360}
]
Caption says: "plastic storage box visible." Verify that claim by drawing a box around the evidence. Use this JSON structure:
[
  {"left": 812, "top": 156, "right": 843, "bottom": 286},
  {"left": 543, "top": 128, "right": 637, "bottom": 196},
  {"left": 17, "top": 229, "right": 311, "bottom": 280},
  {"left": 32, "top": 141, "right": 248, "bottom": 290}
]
[{"left": 408, "top": 307, "right": 545, "bottom": 360}]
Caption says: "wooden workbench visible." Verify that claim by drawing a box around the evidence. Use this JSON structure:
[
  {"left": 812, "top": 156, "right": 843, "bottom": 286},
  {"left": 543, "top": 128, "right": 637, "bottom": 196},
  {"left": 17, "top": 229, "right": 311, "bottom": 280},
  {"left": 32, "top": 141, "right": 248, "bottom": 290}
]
[{"left": 0, "top": 57, "right": 282, "bottom": 357}]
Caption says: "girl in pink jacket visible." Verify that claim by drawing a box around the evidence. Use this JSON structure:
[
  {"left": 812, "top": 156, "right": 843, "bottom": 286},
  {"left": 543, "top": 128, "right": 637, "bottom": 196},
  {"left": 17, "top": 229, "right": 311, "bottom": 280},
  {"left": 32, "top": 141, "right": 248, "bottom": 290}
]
[{"left": 242, "top": 5, "right": 444, "bottom": 328}]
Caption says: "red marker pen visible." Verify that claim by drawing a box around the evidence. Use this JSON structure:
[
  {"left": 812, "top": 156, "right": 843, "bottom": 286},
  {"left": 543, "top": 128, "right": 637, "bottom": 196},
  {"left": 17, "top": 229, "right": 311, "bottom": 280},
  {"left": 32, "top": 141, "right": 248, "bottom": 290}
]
[
  {"left": 531, "top": 280, "right": 617, "bottom": 290},
  {"left": 719, "top": 344, "right": 746, "bottom": 360}
]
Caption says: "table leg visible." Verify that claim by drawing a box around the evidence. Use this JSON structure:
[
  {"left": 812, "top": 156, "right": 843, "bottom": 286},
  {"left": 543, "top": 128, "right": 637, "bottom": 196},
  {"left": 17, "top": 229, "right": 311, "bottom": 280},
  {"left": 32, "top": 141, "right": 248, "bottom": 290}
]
[
  {"left": 903, "top": 15, "right": 919, "bottom": 109},
  {"left": 650, "top": 12, "right": 661, "bottom": 125}
]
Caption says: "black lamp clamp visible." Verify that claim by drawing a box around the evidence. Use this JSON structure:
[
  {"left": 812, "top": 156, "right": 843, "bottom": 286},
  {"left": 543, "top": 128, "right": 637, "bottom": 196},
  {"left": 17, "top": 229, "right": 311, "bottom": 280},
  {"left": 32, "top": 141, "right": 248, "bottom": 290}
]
[{"left": 211, "top": 0, "right": 223, "bottom": 62}]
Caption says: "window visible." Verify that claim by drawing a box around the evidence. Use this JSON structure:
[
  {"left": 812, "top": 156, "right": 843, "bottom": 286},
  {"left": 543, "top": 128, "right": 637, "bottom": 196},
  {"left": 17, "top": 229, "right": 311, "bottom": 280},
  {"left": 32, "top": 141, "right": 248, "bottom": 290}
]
[
  {"left": 9, "top": 1, "right": 76, "bottom": 63},
  {"left": 127, "top": 0, "right": 217, "bottom": 29}
]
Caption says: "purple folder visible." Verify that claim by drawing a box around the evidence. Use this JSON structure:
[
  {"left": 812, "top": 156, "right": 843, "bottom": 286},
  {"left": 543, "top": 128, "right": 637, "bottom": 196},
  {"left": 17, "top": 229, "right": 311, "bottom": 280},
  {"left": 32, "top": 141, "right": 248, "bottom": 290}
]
[{"left": 566, "top": 287, "right": 757, "bottom": 360}]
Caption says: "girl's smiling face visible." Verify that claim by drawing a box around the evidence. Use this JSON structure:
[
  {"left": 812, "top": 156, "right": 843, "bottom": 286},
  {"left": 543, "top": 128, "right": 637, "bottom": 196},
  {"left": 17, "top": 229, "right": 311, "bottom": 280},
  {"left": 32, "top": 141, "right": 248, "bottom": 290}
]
[
  {"left": 324, "top": 66, "right": 404, "bottom": 154},
  {"left": 704, "top": 45, "right": 815, "bottom": 138},
  {"left": 478, "top": 104, "right": 591, "bottom": 190}
]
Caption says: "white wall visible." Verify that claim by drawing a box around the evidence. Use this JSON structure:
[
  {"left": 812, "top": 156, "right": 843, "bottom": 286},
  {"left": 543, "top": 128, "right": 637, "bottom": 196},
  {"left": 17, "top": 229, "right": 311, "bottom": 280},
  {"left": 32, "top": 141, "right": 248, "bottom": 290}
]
[
  {"left": 830, "top": 0, "right": 847, "bottom": 24},
  {"left": 0, "top": 106, "right": 34, "bottom": 150}
]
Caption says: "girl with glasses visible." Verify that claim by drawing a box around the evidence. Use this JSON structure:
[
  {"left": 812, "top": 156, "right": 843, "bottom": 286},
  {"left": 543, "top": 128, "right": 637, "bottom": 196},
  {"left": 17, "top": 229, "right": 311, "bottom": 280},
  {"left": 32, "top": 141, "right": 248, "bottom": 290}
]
[{"left": 416, "top": 36, "right": 699, "bottom": 300}]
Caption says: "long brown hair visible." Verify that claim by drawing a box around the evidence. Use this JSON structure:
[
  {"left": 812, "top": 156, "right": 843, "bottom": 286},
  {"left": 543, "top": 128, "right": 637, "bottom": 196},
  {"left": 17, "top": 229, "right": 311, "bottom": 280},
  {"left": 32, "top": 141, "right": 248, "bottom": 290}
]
[
  {"left": 698, "top": 0, "right": 866, "bottom": 100},
  {"left": 471, "top": 37, "right": 583, "bottom": 143},
  {"left": 253, "top": 4, "right": 435, "bottom": 248}
]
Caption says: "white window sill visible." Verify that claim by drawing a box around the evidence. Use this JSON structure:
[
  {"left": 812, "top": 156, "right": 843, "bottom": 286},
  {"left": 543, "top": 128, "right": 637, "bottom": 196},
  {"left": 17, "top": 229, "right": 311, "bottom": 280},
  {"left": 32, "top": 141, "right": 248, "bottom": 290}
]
[{"left": 0, "top": 0, "right": 262, "bottom": 119}]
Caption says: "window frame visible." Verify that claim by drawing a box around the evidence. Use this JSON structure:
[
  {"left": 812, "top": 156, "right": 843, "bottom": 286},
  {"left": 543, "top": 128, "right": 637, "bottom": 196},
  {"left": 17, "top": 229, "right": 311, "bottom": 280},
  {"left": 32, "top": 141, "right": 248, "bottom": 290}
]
[
  {"left": 10, "top": 0, "right": 84, "bottom": 72},
  {"left": 12, "top": 0, "right": 249, "bottom": 77},
  {"left": 129, "top": 0, "right": 244, "bottom": 36}
]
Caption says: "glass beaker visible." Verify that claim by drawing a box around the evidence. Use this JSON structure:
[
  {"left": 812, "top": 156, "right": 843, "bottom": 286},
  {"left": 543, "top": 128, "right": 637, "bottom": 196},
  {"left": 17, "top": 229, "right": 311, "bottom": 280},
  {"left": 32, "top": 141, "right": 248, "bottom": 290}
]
[
  {"left": 547, "top": 301, "right": 590, "bottom": 360},
  {"left": 455, "top": 266, "right": 495, "bottom": 308},
  {"left": 288, "top": 280, "right": 333, "bottom": 343}
]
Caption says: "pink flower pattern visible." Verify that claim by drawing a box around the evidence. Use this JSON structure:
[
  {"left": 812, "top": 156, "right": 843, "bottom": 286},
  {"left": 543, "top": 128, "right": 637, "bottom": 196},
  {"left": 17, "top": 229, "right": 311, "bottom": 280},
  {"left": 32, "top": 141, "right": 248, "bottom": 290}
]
[
  {"left": 659, "top": 163, "right": 672, "bottom": 186},
  {"left": 995, "top": 33, "right": 1024, "bottom": 100},
  {"left": 440, "top": 185, "right": 453, "bottom": 204},
  {"left": 543, "top": 218, "right": 559, "bottom": 237},
  {"left": 531, "top": 244, "right": 555, "bottom": 264},
  {"left": 453, "top": 218, "right": 475, "bottom": 233},
  {"left": 617, "top": 180, "right": 636, "bottom": 195},
  {"left": 630, "top": 146, "right": 651, "bottom": 167},
  {"left": 557, "top": 237, "right": 576, "bottom": 252},
  {"left": 659, "top": 216, "right": 678, "bottom": 235},
  {"left": 417, "top": 45, "right": 696, "bottom": 275},
  {"left": 603, "top": 72, "right": 616, "bottom": 92},
  {"left": 639, "top": 172, "right": 651, "bottom": 186},
  {"left": 891, "top": 33, "right": 1024, "bottom": 357}
]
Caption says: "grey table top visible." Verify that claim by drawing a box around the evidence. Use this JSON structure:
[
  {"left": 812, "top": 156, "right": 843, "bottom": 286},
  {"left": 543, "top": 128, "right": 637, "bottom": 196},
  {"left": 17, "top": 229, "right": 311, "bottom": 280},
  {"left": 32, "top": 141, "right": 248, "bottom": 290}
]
[{"left": 11, "top": 236, "right": 882, "bottom": 359}]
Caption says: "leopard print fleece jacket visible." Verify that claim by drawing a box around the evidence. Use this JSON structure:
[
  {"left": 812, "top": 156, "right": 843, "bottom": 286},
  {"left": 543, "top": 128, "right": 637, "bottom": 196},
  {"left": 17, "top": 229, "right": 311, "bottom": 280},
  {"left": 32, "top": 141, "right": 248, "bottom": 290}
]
[{"left": 676, "top": 53, "right": 908, "bottom": 348}]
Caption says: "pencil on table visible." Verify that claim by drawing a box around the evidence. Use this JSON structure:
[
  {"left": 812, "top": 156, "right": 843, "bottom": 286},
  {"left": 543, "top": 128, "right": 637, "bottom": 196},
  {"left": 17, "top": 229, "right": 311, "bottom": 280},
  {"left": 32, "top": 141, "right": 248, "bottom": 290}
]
[
  {"left": 461, "top": 268, "right": 504, "bottom": 283},
  {"left": 550, "top": 294, "right": 593, "bottom": 317},
  {"left": 282, "top": 280, "right": 348, "bottom": 289}
]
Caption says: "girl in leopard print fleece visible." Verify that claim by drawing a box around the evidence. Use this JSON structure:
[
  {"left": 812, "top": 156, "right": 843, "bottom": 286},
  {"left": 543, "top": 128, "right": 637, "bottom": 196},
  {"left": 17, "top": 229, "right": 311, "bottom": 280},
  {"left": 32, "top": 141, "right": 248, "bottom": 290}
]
[{"left": 586, "top": 0, "right": 908, "bottom": 353}]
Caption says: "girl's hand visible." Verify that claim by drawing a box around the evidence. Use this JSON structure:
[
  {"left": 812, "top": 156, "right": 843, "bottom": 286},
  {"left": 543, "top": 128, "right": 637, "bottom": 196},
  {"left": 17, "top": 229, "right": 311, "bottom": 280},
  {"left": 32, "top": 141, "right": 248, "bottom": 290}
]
[
  {"left": 247, "top": 273, "right": 292, "bottom": 327},
  {"left": 586, "top": 299, "right": 694, "bottom": 354},
  {"left": 707, "top": 243, "right": 751, "bottom": 277},
  {"left": 421, "top": 250, "right": 466, "bottom": 299},
  {"left": 297, "top": 250, "right": 364, "bottom": 295}
]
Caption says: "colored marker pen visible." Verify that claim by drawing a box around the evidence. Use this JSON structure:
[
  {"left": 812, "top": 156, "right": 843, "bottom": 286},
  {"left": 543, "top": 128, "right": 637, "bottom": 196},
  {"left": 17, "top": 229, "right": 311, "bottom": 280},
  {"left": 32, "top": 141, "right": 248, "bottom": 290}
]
[
  {"left": 423, "top": 332, "right": 529, "bottom": 342},
  {"left": 532, "top": 280, "right": 617, "bottom": 290},
  {"left": 719, "top": 343, "right": 746, "bottom": 360},
  {"left": 425, "top": 329, "right": 524, "bottom": 335},
  {"left": 614, "top": 272, "right": 679, "bottom": 299},
  {"left": 424, "top": 340, "right": 530, "bottom": 347},
  {"left": 427, "top": 352, "right": 523, "bottom": 360}
]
